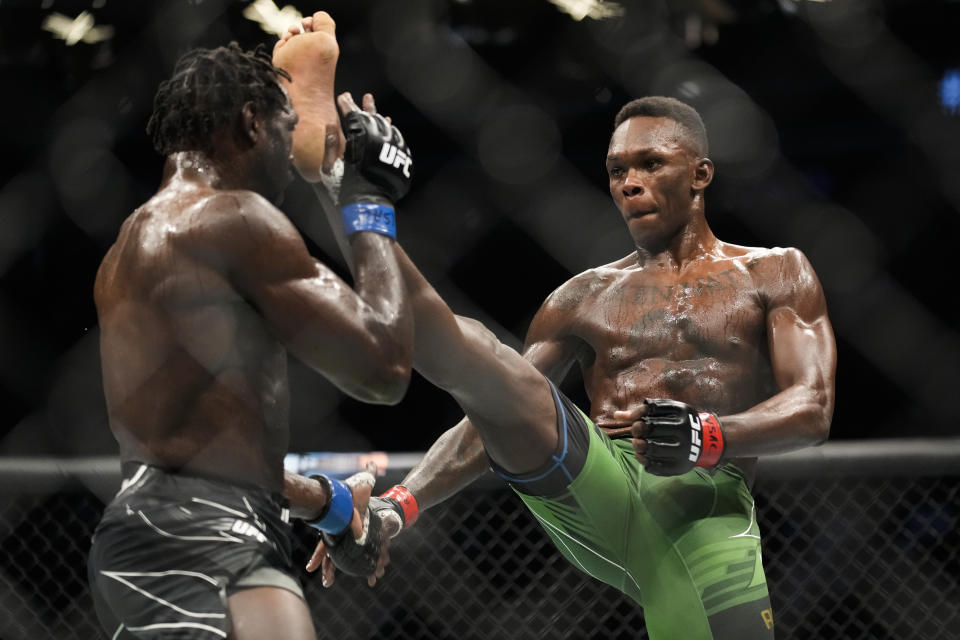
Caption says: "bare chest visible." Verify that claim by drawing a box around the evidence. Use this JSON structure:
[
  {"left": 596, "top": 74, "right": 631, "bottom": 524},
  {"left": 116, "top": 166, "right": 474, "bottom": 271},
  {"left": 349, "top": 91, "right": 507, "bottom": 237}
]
[{"left": 576, "top": 267, "right": 768, "bottom": 366}]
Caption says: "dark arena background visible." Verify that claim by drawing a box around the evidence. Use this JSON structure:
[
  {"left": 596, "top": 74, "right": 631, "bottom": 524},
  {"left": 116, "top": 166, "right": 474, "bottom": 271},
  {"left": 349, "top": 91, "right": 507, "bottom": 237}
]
[{"left": 0, "top": 1, "right": 958, "bottom": 639}]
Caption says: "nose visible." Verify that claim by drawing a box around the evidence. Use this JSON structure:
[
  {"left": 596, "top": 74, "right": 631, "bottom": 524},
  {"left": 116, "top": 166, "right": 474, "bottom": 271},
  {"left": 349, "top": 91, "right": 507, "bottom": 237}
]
[{"left": 622, "top": 170, "right": 644, "bottom": 197}]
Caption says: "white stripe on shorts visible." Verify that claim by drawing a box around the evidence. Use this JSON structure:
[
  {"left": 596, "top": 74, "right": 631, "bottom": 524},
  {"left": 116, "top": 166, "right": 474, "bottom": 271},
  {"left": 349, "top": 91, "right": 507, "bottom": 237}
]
[{"left": 126, "top": 622, "right": 227, "bottom": 638}]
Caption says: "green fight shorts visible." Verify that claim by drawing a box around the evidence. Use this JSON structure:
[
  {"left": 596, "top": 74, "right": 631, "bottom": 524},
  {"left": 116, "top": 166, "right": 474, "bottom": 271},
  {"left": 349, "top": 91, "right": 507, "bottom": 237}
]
[{"left": 490, "top": 384, "right": 774, "bottom": 640}]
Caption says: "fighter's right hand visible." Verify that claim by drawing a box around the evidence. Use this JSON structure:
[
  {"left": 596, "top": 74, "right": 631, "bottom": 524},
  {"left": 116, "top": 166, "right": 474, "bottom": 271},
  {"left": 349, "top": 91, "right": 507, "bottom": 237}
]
[
  {"left": 336, "top": 92, "right": 413, "bottom": 238},
  {"left": 306, "top": 484, "right": 416, "bottom": 588},
  {"left": 371, "top": 485, "right": 419, "bottom": 535}
]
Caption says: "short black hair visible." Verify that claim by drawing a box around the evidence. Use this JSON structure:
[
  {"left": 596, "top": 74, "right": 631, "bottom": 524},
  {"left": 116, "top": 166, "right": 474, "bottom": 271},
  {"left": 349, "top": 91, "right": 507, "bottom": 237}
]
[
  {"left": 147, "top": 42, "right": 291, "bottom": 156},
  {"left": 613, "top": 96, "right": 708, "bottom": 156}
]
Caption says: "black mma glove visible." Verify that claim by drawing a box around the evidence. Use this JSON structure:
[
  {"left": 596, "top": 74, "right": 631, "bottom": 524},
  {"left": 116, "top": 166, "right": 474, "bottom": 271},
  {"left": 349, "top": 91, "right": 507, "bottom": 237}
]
[
  {"left": 640, "top": 398, "right": 725, "bottom": 477},
  {"left": 338, "top": 109, "right": 413, "bottom": 239},
  {"left": 320, "top": 505, "right": 385, "bottom": 577},
  {"left": 322, "top": 486, "right": 417, "bottom": 576},
  {"left": 375, "top": 485, "right": 419, "bottom": 533}
]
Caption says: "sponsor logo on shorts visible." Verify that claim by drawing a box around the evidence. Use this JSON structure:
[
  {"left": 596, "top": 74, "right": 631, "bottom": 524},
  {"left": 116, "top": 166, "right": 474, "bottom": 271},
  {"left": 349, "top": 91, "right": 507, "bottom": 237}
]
[
  {"left": 688, "top": 414, "right": 702, "bottom": 462},
  {"left": 230, "top": 519, "right": 267, "bottom": 544},
  {"left": 379, "top": 142, "right": 412, "bottom": 177},
  {"left": 761, "top": 608, "right": 774, "bottom": 630}
]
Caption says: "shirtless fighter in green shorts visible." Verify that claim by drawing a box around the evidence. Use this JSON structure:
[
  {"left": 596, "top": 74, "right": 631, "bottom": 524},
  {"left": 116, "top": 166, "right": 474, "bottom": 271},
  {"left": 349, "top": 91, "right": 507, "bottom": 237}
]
[{"left": 318, "top": 92, "right": 836, "bottom": 639}]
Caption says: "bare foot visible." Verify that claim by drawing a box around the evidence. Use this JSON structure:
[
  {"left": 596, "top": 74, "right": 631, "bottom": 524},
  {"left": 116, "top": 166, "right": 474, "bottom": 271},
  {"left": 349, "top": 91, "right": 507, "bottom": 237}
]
[{"left": 272, "top": 11, "right": 344, "bottom": 182}]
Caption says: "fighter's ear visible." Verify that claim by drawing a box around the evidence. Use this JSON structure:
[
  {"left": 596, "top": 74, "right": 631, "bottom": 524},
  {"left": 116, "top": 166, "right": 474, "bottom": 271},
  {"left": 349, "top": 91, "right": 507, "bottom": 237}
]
[
  {"left": 692, "top": 157, "right": 714, "bottom": 191},
  {"left": 240, "top": 101, "right": 260, "bottom": 144}
]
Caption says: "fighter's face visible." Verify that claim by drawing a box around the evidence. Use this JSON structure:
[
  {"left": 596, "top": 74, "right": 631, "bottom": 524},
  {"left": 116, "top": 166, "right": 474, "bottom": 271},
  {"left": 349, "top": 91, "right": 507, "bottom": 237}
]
[
  {"left": 254, "top": 88, "right": 298, "bottom": 204},
  {"left": 606, "top": 116, "right": 701, "bottom": 248}
]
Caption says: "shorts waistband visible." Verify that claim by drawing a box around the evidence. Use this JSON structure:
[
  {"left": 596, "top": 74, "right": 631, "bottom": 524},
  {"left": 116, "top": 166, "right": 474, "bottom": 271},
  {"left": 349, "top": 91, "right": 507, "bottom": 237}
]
[{"left": 120, "top": 460, "right": 288, "bottom": 508}]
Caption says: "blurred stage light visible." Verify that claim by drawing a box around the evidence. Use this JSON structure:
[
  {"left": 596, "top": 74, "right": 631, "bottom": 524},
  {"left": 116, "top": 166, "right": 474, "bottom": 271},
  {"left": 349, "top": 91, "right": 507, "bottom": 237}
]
[
  {"left": 243, "top": 0, "right": 303, "bottom": 37},
  {"left": 546, "top": 0, "right": 624, "bottom": 22},
  {"left": 41, "top": 11, "right": 113, "bottom": 46},
  {"left": 940, "top": 69, "right": 960, "bottom": 115}
]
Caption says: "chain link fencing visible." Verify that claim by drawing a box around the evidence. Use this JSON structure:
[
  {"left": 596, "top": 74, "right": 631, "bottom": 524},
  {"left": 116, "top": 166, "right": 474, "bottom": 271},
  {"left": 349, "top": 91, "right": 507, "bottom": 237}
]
[{"left": 0, "top": 441, "right": 957, "bottom": 639}]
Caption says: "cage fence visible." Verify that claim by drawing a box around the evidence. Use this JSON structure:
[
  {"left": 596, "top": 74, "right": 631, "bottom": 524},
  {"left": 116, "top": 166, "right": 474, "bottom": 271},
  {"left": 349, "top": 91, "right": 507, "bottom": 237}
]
[{"left": 0, "top": 440, "right": 958, "bottom": 640}]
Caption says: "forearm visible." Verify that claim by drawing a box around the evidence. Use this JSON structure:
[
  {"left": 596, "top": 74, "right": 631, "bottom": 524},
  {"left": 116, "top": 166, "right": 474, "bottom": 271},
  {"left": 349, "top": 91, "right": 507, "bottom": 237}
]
[
  {"left": 312, "top": 183, "right": 414, "bottom": 401},
  {"left": 314, "top": 182, "right": 412, "bottom": 350},
  {"left": 401, "top": 418, "right": 490, "bottom": 511},
  {"left": 720, "top": 383, "right": 832, "bottom": 458},
  {"left": 283, "top": 470, "right": 329, "bottom": 520}
]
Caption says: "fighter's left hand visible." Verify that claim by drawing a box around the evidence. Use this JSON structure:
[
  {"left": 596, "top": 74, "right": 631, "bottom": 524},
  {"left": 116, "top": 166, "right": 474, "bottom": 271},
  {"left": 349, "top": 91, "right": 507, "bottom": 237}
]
[
  {"left": 306, "top": 464, "right": 399, "bottom": 588},
  {"left": 635, "top": 398, "right": 726, "bottom": 476},
  {"left": 595, "top": 404, "right": 651, "bottom": 454},
  {"left": 306, "top": 519, "right": 395, "bottom": 589}
]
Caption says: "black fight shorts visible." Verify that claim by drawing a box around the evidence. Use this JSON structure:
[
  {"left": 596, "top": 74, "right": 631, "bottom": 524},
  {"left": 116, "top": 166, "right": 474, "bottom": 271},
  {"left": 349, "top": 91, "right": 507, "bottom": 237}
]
[{"left": 88, "top": 463, "right": 302, "bottom": 639}]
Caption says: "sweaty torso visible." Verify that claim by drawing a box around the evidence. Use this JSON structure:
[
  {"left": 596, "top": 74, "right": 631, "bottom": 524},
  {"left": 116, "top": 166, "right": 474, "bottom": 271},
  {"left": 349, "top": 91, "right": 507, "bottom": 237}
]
[
  {"left": 95, "top": 181, "right": 289, "bottom": 491},
  {"left": 555, "top": 245, "right": 783, "bottom": 476}
]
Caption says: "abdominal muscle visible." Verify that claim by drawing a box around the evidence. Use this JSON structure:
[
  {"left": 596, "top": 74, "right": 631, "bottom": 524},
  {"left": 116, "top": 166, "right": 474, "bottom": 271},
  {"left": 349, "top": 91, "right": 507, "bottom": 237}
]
[
  {"left": 584, "top": 356, "right": 765, "bottom": 482},
  {"left": 588, "top": 356, "right": 763, "bottom": 419}
]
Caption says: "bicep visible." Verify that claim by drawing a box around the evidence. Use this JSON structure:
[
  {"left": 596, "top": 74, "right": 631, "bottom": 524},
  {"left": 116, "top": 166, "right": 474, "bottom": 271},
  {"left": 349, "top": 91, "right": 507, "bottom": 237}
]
[
  {"left": 766, "top": 251, "right": 837, "bottom": 406},
  {"left": 522, "top": 299, "right": 582, "bottom": 383},
  {"left": 216, "top": 196, "right": 395, "bottom": 390},
  {"left": 250, "top": 261, "right": 381, "bottom": 369}
]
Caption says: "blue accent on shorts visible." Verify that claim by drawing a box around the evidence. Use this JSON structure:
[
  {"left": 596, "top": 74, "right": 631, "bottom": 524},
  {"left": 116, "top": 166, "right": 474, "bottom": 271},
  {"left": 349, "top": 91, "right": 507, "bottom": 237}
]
[{"left": 489, "top": 381, "right": 592, "bottom": 497}]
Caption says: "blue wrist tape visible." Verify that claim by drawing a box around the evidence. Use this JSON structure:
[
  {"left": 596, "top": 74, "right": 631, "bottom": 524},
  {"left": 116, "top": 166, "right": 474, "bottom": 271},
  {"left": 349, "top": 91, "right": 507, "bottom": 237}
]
[
  {"left": 309, "top": 475, "right": 354, "bottom": 534},
  {"left": 341, "top": 202, "right": 396, "bottom": 239}
]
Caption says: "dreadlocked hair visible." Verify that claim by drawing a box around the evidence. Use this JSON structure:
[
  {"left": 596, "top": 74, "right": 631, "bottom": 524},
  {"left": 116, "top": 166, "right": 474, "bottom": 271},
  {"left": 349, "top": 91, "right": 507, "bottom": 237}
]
[{"left": 147, "top": 42, "right": 292, "bottom": 156}]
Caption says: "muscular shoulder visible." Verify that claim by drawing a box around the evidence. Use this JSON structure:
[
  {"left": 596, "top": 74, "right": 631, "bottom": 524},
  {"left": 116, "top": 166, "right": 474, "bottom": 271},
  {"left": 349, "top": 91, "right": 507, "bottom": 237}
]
[
  {"left": 192, "top": 189, "right": 311, "bottom": 265},
  {"left": 540, "top": 259, "right": 629, "bottom": 315},
  {"left": 728, "top": 244, "right": 815, "bottom": 285},
  {"left": 525, "top": 259, "right": 628, "bottom": 350},
  {"left": 192, "top": 189, "right": 298, "bottom": 244},
  {"left": 727, "top": 244, "right": 826, "bottom": 317}
]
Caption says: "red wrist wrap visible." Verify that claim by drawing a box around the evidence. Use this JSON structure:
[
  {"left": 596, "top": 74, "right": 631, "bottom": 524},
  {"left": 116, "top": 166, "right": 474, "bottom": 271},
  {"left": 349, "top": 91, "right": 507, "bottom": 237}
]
[
  {"left": 382, "top": 485, "right": 419, "bottom": 527},
  {"left": 696, "top": 412, "right": 725, "bottom": 468}
]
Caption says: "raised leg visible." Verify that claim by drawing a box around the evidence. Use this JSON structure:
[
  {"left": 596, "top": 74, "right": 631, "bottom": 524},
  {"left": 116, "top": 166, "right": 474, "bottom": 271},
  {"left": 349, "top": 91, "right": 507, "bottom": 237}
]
[{"left": 395, "top": 246, "right": 559, "bottom": 474}]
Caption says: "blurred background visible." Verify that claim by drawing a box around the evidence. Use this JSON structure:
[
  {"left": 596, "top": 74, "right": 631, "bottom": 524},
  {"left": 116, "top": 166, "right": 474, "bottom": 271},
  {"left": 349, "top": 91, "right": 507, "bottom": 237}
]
[{"left": 1, "top": 0, "right": 959, "bottom": 459}]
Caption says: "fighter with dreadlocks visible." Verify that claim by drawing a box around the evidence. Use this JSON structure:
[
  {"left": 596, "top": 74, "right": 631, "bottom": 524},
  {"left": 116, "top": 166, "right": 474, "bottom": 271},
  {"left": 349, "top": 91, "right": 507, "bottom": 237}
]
[{"left": 87, "top": 19, "right": 416, "bottom": 639}]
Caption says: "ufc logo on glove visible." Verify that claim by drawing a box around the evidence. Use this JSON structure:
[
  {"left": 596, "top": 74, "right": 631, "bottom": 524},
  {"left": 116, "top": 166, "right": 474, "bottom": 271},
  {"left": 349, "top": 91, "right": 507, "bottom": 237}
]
[
  {"left": 642, "top": 398, "right": 726, "bottom": 475},
  {"left": 688, "top": 415, "right": 703, "bottom": 463},
  {"left": 378, "top": 143, "right": 412, "bottom": 177}
]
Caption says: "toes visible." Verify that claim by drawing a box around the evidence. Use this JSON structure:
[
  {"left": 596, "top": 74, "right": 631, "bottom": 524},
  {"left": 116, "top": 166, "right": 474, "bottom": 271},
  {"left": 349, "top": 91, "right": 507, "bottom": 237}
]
[{"left": 311, "top": 11, "right": 336, "bottom": 34}]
